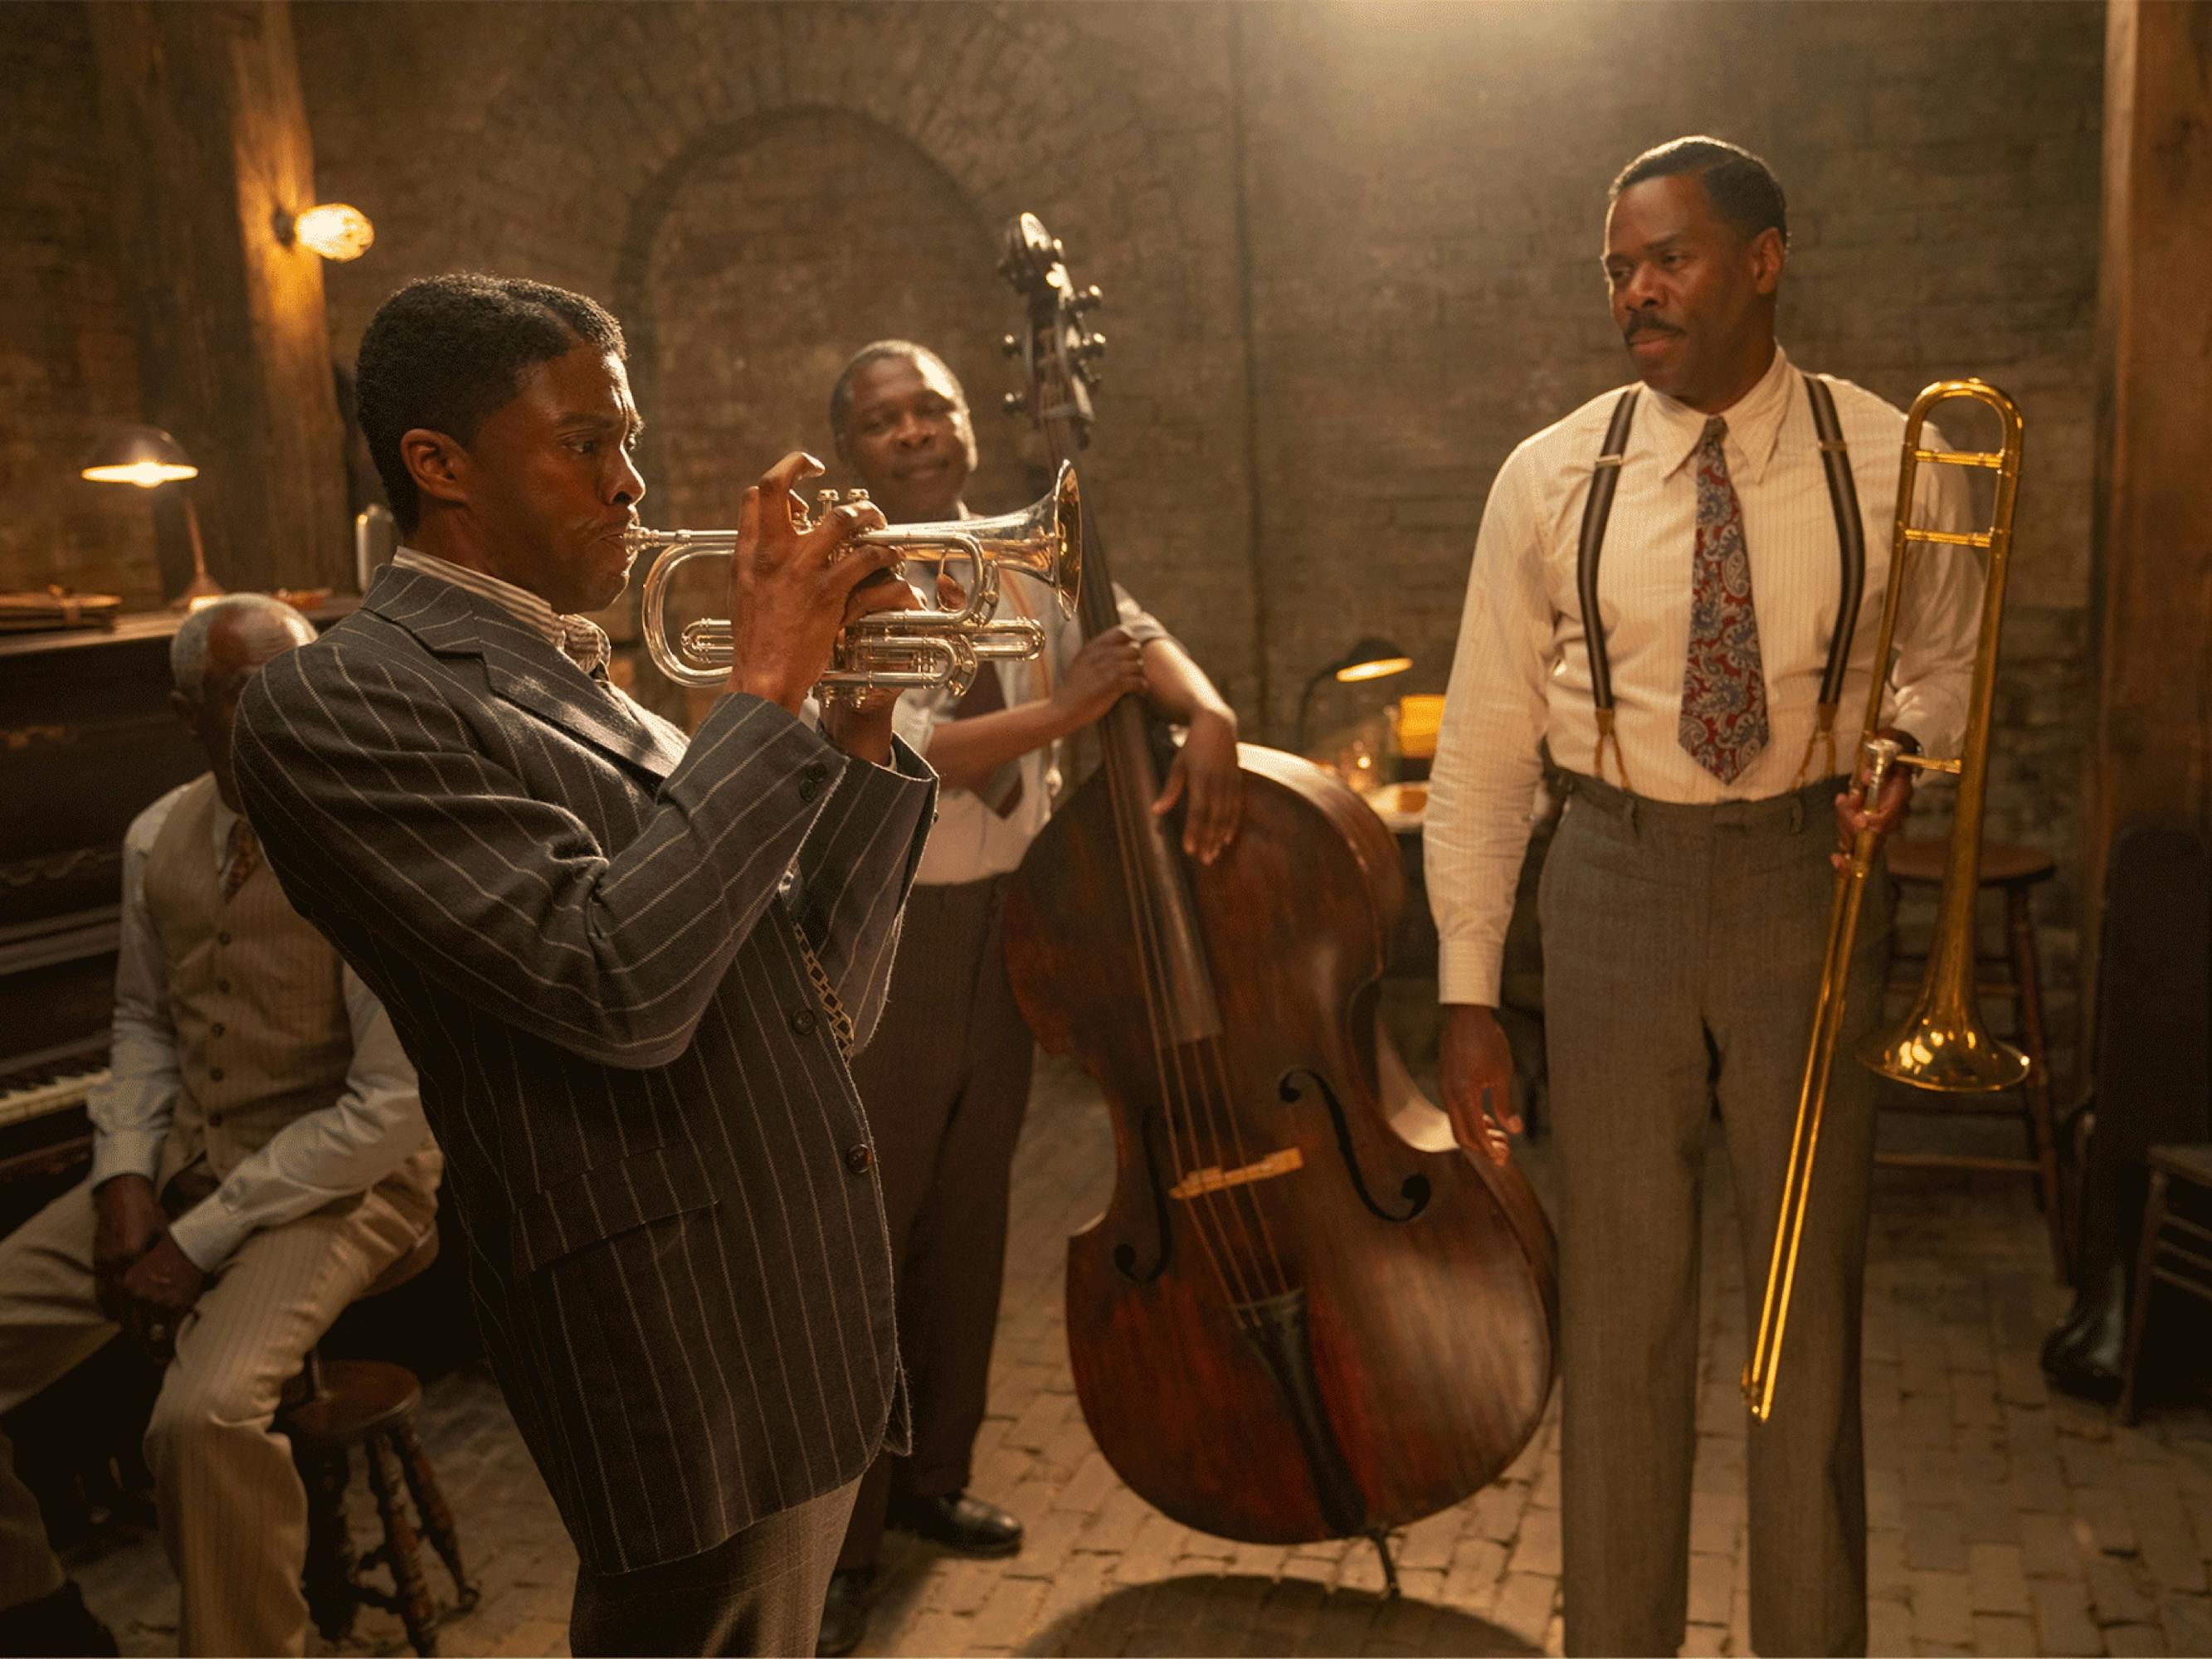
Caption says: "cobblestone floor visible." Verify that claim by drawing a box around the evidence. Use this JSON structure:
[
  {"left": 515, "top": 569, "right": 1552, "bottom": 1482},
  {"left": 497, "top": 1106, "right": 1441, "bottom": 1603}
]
[{"left": 71, "top": 1053, "right": 2212, "bottom": 1657}]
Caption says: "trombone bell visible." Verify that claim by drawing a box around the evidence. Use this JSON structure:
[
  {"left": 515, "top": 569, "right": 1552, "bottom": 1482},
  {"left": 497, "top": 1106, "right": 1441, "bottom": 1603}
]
[
  {"left": 632, "top": 462, "right": 1082, "bottom": 699},
  {"left": 1859, "top": 992, "right": 2030, "bottom": 1093}
]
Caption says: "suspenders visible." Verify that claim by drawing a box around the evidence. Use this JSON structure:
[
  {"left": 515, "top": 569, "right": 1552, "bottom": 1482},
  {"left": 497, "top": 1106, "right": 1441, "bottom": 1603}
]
[
  {"left": 1576, "top": 387, "right": 1642, "bottom": 790},
  {"left": 1573, "top": 373, "right": 1865, "bottom": 790}
]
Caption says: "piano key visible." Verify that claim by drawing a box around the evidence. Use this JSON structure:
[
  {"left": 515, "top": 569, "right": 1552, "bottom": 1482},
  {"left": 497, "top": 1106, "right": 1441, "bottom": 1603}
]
[{"left": 0, "top": 1068, "right": 108, "bottom": 1129}]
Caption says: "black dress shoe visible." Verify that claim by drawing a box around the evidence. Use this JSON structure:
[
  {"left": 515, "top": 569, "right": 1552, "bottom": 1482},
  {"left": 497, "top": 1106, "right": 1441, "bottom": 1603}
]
[
  {"left": 816, "top": 1567, "right": 871, "bottom": 1658},
  {"left": 2042, "top": 1258, "right": 2129, "bottom": 1400},
  {"left": 884, "top": 1491, "right": 1024, "bottom": 1557},
  {"left": 0, "top": 1581, "right": 118, "bottom": 1657}
]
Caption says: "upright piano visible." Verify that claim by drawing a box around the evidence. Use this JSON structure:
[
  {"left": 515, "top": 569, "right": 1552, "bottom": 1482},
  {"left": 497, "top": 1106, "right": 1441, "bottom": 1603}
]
[
  {"left": 0, "top": 614, "right": 205, "bottom": 1229},
  {"left": 0, "top": 615, "right": 206, "bottom": 1533}
]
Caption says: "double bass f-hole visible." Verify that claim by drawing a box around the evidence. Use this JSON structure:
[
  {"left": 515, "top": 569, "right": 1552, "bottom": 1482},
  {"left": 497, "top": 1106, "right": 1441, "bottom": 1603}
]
[{"left": 1279, "top": 1067, "right": 1432, "bottom": 1224}]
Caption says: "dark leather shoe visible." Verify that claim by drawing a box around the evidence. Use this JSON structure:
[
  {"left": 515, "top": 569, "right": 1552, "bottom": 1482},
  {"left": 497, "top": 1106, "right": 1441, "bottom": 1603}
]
[
  {"left": 0, "top": 1581, "right": 118, "bottom": 1657},
  {"left": 2042, "top": 1257, "right": 2128, "bottom": 1400},
  {"left": 885, "top": 1491, "right": 1024, "bottom": 1557},
  {"left": 816, "top": 1567, "right": 870, "bottom": 1658}
]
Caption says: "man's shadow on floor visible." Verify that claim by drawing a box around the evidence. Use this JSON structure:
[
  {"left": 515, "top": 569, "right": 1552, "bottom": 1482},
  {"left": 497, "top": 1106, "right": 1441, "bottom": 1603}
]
[{"left": 1016, "top": 1571, "right": 1538, "bottom": 1657}]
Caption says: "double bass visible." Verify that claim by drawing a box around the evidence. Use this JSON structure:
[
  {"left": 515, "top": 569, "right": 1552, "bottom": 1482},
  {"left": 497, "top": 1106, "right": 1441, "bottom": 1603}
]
[{"left": 996, "top": 214, "right": 1558, "bottom": 1584}]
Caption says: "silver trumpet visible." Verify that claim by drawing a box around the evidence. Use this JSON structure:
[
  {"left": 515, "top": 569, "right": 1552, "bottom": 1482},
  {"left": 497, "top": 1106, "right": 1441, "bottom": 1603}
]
[{"left": 629, "top": 462, "right": 1083, "bottom": 704}]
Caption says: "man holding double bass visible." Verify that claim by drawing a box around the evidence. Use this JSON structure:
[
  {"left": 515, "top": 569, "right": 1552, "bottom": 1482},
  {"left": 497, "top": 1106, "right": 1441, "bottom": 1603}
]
[
  {"left": 814, "top": 338, "right": 1244, "bottom": 1655},
  {"left": 1426, "top": 138, "right": 1983, "bottom": 1655}
]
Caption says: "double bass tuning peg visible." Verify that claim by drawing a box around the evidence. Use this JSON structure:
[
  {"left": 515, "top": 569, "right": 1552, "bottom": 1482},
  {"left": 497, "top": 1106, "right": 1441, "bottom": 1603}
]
[
  {"left": 1076, "top": 333, "right": 1108, "bottom": 362},
  {"left": 1071, "top": 285, "right": 1104, "bottom": 314},
  {"left": 1001, "top": 390, "right": 1026, "bottom": 416},
  {"left": 1001, "top": 333, "right": 1023, "bottom": 360}
]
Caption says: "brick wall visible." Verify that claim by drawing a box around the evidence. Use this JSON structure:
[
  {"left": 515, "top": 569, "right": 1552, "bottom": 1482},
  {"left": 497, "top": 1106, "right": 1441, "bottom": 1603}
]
[
  {"left": 8, "top": 0, "right": 2105, "bottom": 1064},
  {"left": 0, "top": 3, "right": 156, "bottom": 607},
  {"left": 623, "top": 107, "right": 1040, "bottom": 718}
]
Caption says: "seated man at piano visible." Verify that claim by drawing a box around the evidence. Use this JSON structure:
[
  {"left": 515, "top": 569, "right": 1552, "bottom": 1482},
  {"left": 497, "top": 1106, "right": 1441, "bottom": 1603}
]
[{"left": 0, "top": 593, "right": 441, "bottom": 1657}]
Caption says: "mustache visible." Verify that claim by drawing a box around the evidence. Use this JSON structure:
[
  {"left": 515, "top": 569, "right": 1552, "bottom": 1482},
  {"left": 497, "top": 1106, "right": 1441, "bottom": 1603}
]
[{"left": 1624, "top": 316, "right": 1680, "bottom": 342}]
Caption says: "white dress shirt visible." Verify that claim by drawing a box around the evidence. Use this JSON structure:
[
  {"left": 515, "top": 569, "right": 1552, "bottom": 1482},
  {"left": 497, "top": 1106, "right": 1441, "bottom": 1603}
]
[
  {"left": 85, "top": 784, "right": 428, "bottom": 1271},
  {"left": 893, "top": 580, "right": 1162, "bottom": 886},
  {"left": 1425, "top": 346, "right": 1983, "bottom": 1006}
]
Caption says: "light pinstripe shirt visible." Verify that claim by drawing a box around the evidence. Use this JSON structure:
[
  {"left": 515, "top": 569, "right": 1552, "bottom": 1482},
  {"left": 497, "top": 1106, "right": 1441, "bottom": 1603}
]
[
  {"left": 1425, "top": 347, "right": 1983, "bottom": 1006},
  {"left": 392, "top": 546, "right": 611, "bottom": 675}
]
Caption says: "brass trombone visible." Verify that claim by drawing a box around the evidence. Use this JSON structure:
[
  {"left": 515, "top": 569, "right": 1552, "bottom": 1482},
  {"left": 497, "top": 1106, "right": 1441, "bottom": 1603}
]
[
  {"left": 631, "top": 461, "right": 1083, "bottom": 705},
  {"left": 1742, "top": 380, "right": 2027, "bottom": 1423}
]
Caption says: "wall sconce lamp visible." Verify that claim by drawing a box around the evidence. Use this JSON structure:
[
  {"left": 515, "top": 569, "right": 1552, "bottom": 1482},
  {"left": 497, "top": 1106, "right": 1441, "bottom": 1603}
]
[
  {"left": 81, "top": 426, "right": 223, "bottom": 611},
  {"left": 1294, "top": 635, "right": 1414, "bottom": 755},
  {"left": 278, "top": 202, "right": 375, "bottom": 262}
]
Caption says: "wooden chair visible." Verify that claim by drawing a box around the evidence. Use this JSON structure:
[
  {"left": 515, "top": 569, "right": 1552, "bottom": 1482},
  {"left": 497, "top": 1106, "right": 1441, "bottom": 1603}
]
[
  {"left": 2117, "top": 1143, "right": 2212, "bottom": 1423},
  {"left": 280, "top": 1229, "right": 477, "bottom": 1656},
  {"left": 1878, "top": 839, "right": 2067, "bottom": 1278}
]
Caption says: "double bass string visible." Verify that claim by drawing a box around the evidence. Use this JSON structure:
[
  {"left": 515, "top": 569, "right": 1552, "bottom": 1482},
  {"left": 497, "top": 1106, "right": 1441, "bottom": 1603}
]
[
  {"left": 1092, "top": 712, "right": 1252, "bottom": 1310},
  {"left": 1194, "top": 1033, "right": 1289, "bottom": 1291},
  {"left": 1035, "top": 384, "right": 1288, "bottom": 1313},
  {"left": 1098, "top": 719, "right": 1291, "bottom": 1308}
]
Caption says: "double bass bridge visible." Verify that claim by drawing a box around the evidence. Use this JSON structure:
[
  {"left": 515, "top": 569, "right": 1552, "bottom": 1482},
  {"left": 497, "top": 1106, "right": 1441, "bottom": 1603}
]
[{"left": 1167, "top": 1147, "right": 1303, "bottom": 1202}]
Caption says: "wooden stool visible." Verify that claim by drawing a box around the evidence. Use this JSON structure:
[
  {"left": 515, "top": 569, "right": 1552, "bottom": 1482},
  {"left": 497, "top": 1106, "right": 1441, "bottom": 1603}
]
[
  {"left": 2117, "top": 1144, "right": 2212, "bottom": 1422},
  {"left": 280, "top": 1230, "right": 476, "bottom": 1655},
  {"left": 1878, "top": 839, "right": 2067, "bottom": 1279}
]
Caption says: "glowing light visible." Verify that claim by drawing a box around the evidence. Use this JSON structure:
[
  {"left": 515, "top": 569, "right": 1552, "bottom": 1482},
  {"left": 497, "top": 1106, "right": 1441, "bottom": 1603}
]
[
  {"left": 82, "top": 459, "right": 197, "bottom": 489},
  {"left": 291, "top": 203, "right": 374, "bottom": 261},
  {"left": 1337, "top": 654, "right": 1414, "bottom": 684}
]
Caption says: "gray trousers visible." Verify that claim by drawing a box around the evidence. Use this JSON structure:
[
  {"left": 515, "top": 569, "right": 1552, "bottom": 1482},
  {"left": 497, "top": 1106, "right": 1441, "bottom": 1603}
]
[
  {"left": 1541, "top": 771, "right": 1887, "bottom": 1657},
  {"left": 569, "top": 1477, "right": 859, "bottom": 1657}
]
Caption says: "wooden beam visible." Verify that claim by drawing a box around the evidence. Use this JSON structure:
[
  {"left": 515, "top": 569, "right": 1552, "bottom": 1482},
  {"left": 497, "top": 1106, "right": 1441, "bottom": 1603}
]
[
  {"left": 87, "top": 0, "right": 348, "bottom": 599},
  {"left": 2088, "top": 0, "right": 2212, "bottom": 916}
]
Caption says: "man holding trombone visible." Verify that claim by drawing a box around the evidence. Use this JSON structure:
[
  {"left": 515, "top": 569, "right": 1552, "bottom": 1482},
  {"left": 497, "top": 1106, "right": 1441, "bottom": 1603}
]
[
  {"left": 1426, "top": 139, "right": 1984, "bottom": 1655},
  {"left": 234, "top": 274, "right": 938, "bottom": 1657}
]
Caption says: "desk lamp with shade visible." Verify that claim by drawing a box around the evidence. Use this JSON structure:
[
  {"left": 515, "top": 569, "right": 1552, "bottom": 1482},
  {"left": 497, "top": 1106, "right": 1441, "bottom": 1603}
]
[
  {"left": 1294, "top": 635, "right": 1414, "bottom": 757},
  {"left": 80, "top": 426, "right": 222, "bottom": 612}
]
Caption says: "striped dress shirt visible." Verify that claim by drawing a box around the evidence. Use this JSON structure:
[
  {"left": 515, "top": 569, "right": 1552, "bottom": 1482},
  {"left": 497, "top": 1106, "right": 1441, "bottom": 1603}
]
[
  {"left": 233, "top": 562, "right": 937, "bottom": 1574},
  {"left": 1425, "top": 346, "right": 1983, "bottom": 1006},
  {"left": 392, "top": 546, "right": 611, "bottom": 674}
]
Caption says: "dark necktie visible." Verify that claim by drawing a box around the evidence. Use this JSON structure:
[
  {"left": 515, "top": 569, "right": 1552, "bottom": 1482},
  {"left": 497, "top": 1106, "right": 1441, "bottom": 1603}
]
[
  {"left": 955, "top": 666, "right": 1024, "bottom": 817},
  {"left": 220, "top": 819, "right": 260, "bottom": 902},
  {"left": 1678, "top": 416, "right": 1771, "bottom": 782}
]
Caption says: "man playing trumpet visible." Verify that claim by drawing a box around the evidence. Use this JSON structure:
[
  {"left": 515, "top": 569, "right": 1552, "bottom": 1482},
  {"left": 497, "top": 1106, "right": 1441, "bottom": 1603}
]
[
  {"left": 1425, "top": 139, "right": 1982, "bottom": 1655},
  {"left": 235, "top": 274, "right": 937, "bottom": 1657}
]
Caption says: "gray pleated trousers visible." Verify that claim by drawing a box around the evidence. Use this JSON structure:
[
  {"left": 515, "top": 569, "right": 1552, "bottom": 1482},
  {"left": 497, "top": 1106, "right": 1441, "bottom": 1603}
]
[{"left": 1540, "top": 771, "right": 1888, "bottom": 1658}]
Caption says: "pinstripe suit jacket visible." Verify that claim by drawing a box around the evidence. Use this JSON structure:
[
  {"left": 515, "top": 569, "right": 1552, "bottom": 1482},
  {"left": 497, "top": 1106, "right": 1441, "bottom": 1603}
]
[{"left": 233, "top": 563, "right": 936, "bottom": 1574}]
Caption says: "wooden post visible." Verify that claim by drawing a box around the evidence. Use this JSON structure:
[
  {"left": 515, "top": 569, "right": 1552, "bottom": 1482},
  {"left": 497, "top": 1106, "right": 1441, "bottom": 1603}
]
[
  {"left": 88, "top": 0, "right": 349, "bottom": 598},
  {"left": 2087, "top": 0, "right": 2212, "bottom": 948}
]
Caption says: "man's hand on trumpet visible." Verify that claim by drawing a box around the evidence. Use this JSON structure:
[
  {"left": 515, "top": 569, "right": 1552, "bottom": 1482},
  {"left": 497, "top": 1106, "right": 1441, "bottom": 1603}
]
[
  {"left": 726, "top": 450, "right": 899, "bottom": 718},
  {"left": 818, "top": 562, "right": 926, "bottom": 766}
]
